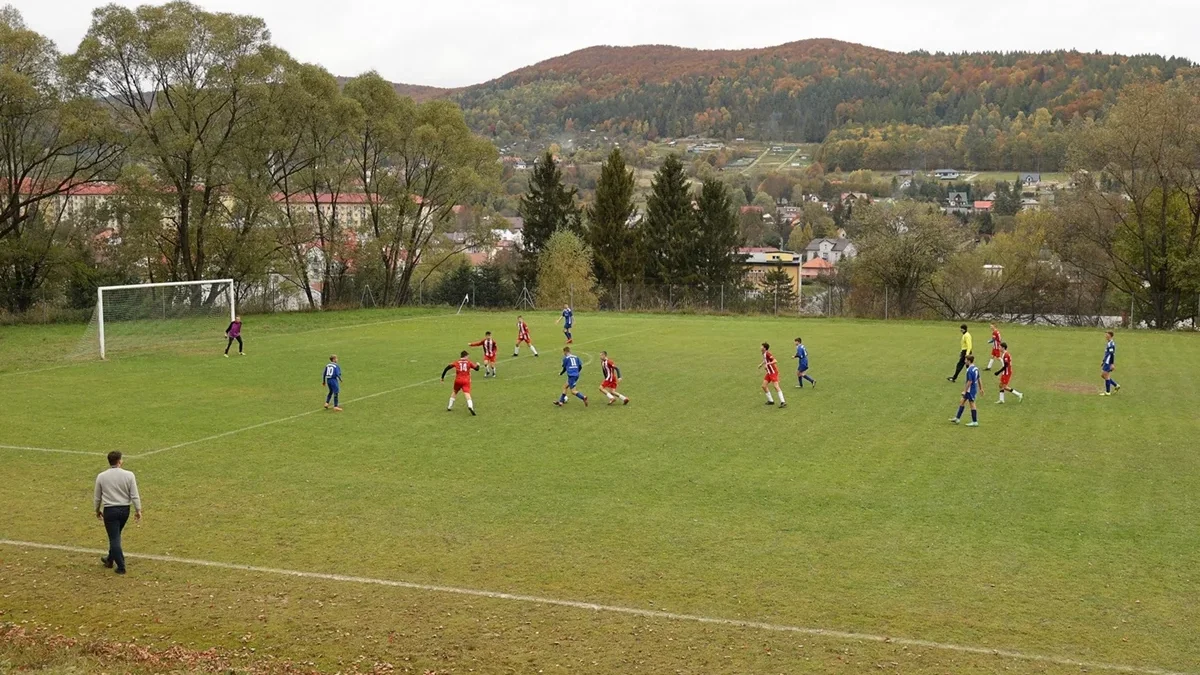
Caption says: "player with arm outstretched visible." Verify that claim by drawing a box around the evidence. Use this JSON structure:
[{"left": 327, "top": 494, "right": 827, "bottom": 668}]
[
  {"left": 468, "top": 331, "right": 498, "bottom": 378},
  {"left": 1100, "top": 331, "right": 1121, "bottom": 396},
  {"left": 759, "top": 343, "right": 787, "bottom": 408},
  {"left": 555, "top": 346, "right": 588, "bottom": 407},
  {"left": 995, "top": 342, "right": 1023, "bottom": 403},
  {"left": 513, "top": 316, "right": 539, "bottom": 357},
  {"left": 599, "top": 351, "right": 629, "bottom": 405},
  {"left": 322, "top": 355, "right": 342, "bottom": 411},
  {"left": 793, "top": 337, "right": 816, "bottom": 389},
  {"left": 951, "top": 355, "right": 982, "bottom": 426},
  {"left": 985, "top": 323, "right": 1002, "bottom": 371},
  {"left": 555, "top": 305, "right": 574, "bottom": 344},
  {"left": 441, "top": 350, "right": 480, "bottom": 415}
]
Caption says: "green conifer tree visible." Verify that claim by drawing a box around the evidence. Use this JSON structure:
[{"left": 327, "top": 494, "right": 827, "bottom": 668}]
[{"left": 586, "top": 148, "right": 638, "bottom": 288}]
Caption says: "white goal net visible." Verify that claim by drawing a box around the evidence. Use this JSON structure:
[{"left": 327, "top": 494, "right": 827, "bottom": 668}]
[{"left": 74, "top": 279, "right": 236, "bottom": 359}]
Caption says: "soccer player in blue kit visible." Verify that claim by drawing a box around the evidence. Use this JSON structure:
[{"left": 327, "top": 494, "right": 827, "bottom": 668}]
[
  {"left": 1101, "top": 330, "right": 1121, "bottom": 396},
  {"left": 793, "top": 337, "right": 816, "bottom": 389},
  {"left": 556, "top": 304, "right": 574, "bottom": 344},
  {"left": 554, "top": 346, "right": 588, "bottom": 407},
  {"left": 322, "top": 354, "right": 342, "bottom": 411},
  {"left": 950, "top": 355, "right": 982, "bottom": 427}
]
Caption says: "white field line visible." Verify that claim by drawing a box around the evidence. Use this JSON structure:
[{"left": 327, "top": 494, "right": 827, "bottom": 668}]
[
  {"left": 0, "top": 444, "right": 105, "bottom": 457},
  {"left": 0, "top": 539, "right": 1186, "bottom": 675}
]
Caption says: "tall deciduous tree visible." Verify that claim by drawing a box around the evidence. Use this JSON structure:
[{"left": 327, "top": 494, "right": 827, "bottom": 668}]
[
  {"left": 585, "top": 148, "right": 638, "bottom": 288},
  {"left": 642, "top": 154, "right": 695, "bottom": 284},
  {"left": 852, "top": 201, "right": 968, "bottom": 316},
  {"left": 535, "top": 229, "right": 598, "bottom": 310},
  {"left": 1067, "top": 82, "right": 1200, "bottom": 328},
  {"left": 519, "top": 150, "right": 580, "bottom": 284},
  {"left": 71, "top": 1, "right": 283, "bottom": 285},
  {"left": 692, "top": 178, "right": 746, "bottom": 293}
]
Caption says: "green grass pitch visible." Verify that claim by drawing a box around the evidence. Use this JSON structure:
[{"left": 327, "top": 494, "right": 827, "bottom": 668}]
[{"left": 1, "top": 309, "right": 1197, "bottom": 674}]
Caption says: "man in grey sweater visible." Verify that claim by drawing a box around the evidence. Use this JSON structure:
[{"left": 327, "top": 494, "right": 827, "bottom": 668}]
[{"left": 94, "top": 451, "right": 142, "bottom": 575}]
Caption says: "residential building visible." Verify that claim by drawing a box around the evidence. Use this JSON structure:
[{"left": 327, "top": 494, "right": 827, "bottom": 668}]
[
  {"left": 802, "top": 237, "right": 858, "bottom": 264},
  {"left": 741, "top": 249, "right": 802, "bottom": 295},
  {"left": 973, "top": 200, "right": 994, "bottom": 213},
  {"left": 800, "top": 257, "right": 836, "bottom": 279},
  {"left": 933, "top": 169, "right": 961, "bottom": 180}
]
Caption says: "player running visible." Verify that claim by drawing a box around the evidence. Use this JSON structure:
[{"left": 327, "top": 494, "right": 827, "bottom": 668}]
[
  {"left": 555, "top": 346, "right": 588, "bottom": 407},
  {"left": 1100, "top": 330, "right": 1121, "bottom": 396},
  {"left": 513, "top": 315, "right": 539, "bottom": 357},
  {"left": 985, "top": 323, "right": 1002, "bottom": 371},
  {"left": 468, "top": 331, "right": 499, "bottom": 378},
  {"left": 322, "top": 354, "right": 342, "bottom": 411},
  {"left": 994, "top": 341, "right": 1023, "bottom": 403},
  {"left": 793, "top": 337, "right": 816, "bottom": 389},
  {"left": 441, "top": 350, "right": 480, "bottom": 415},
  {"left": 598, "top": 351, "right": 629, "bottom": 405},
  {"left": 224, "top": 315, "right": 244, "bottom": 357},
  {"left": 758, "top": 343, "right": 787, "bottom": 408},
  {"left": 950, "top": 355, "right": 983, "bottom": 426},
  {"left": 556, "top": 304, "right": 574, "bottom": 344}
]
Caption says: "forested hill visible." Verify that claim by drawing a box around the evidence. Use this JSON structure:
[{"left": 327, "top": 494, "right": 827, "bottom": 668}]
[{"left": 432, "top": 39, "right": 1196, "bottom": 142}]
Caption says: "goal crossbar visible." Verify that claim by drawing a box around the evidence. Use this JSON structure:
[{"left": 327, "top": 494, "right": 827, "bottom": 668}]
[{"left": 97, "top": 279, "right": 236, "bottom": 360}]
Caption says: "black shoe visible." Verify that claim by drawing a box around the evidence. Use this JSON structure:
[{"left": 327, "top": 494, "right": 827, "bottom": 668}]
[
  {"left": 765, "top": 401, "right": 775, "bottom": 406},
  {"left": 469, "top": 407, "right": 476, "bottom": 416},
  {"left": 947, "top": 377, "right": 956, "bottom": 382},
  {"left": 115, "top": 568, "right": 126, "bottom": 575},
  {"left": 101, "top": 556, "right": 113, "bottom": 569},
  {"left": 779, "top": 402, "right": 788, "bottom": 408}
]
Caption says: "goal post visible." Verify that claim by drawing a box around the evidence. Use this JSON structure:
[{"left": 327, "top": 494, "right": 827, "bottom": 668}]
[{"left": 86, "top": 279, "right": 235, "bottom": 359}]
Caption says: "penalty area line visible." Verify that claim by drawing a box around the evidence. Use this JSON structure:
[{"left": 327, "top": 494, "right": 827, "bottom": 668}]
[
  {"left": 0, "top": 444, "right": 106, "bottom": 457},
  {"left": 0, "top": 539, "right": 1186, "bottom": 675}
]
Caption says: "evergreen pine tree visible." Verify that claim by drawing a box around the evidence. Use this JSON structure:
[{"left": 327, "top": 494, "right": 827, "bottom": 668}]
[
  {"left": 586, "top": 148, "right": 638, "bottom": 288},
  {"left": 642, "top": 154, "right": 695, "bottom": 284},
  {"left": 519, "top": 151, "right": 581, "bottom": 284},
  {"left": 693, "top": 178, "right": 747, "bottom": 293}
]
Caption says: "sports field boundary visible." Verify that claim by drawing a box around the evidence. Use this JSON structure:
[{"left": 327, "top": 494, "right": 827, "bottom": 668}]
[{"left": 0, "top": 539, "right": 1186, "bottom": 675}]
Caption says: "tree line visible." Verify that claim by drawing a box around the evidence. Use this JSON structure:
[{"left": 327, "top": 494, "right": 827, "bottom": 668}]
[{"left": 0, "top": 2, "right": 498, "bottom": 314}]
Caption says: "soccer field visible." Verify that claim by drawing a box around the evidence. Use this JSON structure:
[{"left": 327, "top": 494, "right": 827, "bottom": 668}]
[{"left": 1, "top": 309, "right": 1198, "bottom": 674}]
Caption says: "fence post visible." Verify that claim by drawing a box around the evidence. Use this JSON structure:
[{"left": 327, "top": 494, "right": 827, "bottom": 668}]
[
  {"left": 720, "top": 284, "right": 724, "bottom": 312},
  {"left": 774, "top": 287, "right": 778, "bottom": 316},
  {"left": 885, "top": 287, "right": 889, "bottom": 320},
  {"left": 669, "top": 285, "right": 673, "bottom": 307}
]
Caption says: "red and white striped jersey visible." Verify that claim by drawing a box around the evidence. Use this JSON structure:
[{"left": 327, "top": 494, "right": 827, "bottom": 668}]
[
  {"left": 763, "top": 351, "right": 778, "bottom": 376},
  {"left": 517, "top": 320, "right": 530, "bottom": 341}
]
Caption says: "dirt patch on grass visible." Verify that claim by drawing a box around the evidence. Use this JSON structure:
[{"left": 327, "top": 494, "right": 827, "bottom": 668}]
[{"left": 1048, "top": 381, "right": 1096, "bottom": 394}]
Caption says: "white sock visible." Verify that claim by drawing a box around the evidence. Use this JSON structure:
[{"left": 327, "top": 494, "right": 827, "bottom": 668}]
[
  {"left": 448, "top": 397, "right": 455, "bottom": 409},
  {"left": 513, "top": 348, "right": 519, "bottom": 355},
  {"left": 467, "top": 399, "right": 474, "bottom": 410},
  {"left": 766, "top": 393, "right": 774, "bottom": 403},
  {"left": 531, "top": 346, "right": 538, "bottom": 355},
  {"left": 777, "top": 391, "right": 785, "bottom": 403},
  {"left": 1014, "top": 390, "right": 1022, "bottom": 397},
  {"left": 987, "top": 359, "right": 994, "bottom": 369},
  {"left": 606, "top": 393, "right": 614, "bottom": 401},
  {"left": 999, "top": 392, "right": 1005, "bottom": 402},
  {"left": 618, "top": 393, "right": 628, "bottom": 401}
]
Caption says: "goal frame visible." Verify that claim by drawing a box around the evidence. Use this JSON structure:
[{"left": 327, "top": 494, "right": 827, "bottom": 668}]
[{"left": 97, "top": 279, "right": 235, "bottom": 359}]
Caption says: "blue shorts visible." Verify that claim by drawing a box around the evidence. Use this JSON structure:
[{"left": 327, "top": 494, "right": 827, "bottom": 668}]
[
  {"left": 327, "top": 382, "right": 340, "bottom": 393},
  {"left": 963, "top": 390, "right": 976, "bottom": 403},
  {"left": 798, "top": 361, "right": 809, "bottom": 371},
  {"left": 1102, "top": 364, "right": 1113, "bottom": 373},
  {"left": 566, "top": 375, "right": 579, "bottom": 388}
]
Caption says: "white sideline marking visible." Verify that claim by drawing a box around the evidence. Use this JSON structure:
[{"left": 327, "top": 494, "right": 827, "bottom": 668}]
[
  {"left": 0, "top": 444, "right": 104, "bottom": 457},
  {"left": 0, "top": 539, "right": 1186, "bottom": 675},
  {"left": 131, "top": 329, "right": 646, "bottom": 459}
]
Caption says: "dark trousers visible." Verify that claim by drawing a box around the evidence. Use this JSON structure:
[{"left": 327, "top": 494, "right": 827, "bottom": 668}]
[
  {"left": 102, "top": 505, "right": 130, "bottom": 571},
  {"left": 951, "top": 350, "right": 968, "bottom": 381},
  {"left": 225, "top": 336, "right": 243, "bottom": 353}
]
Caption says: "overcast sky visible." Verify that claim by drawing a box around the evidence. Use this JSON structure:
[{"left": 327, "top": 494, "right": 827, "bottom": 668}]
[{"left": 14, "top": 0, "right": 1199, "bottom": 88}]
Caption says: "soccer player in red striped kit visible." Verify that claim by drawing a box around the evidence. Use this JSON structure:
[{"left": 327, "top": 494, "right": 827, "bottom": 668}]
[{"left": 758, "top": 342, "right": 787, "bottom": 408}]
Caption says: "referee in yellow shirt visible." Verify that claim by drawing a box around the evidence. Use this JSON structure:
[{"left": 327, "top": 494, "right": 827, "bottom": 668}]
[{"left": 948, "top": 324, "right": 973, "bottom": 382}]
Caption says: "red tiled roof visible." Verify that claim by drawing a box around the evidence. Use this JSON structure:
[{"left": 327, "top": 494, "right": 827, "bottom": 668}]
[{"left": 802, "top": 258, "right": 835, "bottom": 270}]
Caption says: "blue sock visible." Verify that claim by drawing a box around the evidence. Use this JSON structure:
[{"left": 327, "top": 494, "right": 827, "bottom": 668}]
[
  {"left": 956, "top": 406, "right": 964, "bottom": 419},
  {"left": 326, "top": 391, "right": 332, "bottom": 403},
  {"left": 1105, "top": 379, "right": 1112, "bottom": 392},
  {"left": 566, "top": 331, "right": 572, "bottom": 340},
  {"left": 334, "top": 393, "right": 339, "bottom": 406},
  {"left": 559, "top": 393, "right": 567, "bottom": 403},
  {"left": 797, "top": 375, "right": 803, "bottom": 387},
  {"left": 804, "top": 375, "right": 816, "bottom": 384},
  {"left": 971, "top": 409, "right": 978, "bottom": 422},
  {"left": 1111, "top": 379, "right": 1119, "bottom": 388},
  {"left": 575, "top": 391, "right": 586, "bottom": 401}
]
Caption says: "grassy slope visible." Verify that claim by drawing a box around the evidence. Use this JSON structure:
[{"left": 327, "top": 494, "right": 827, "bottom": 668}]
[{"left": 1, "top": 309, "right": 1197, "bottom": 674}]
